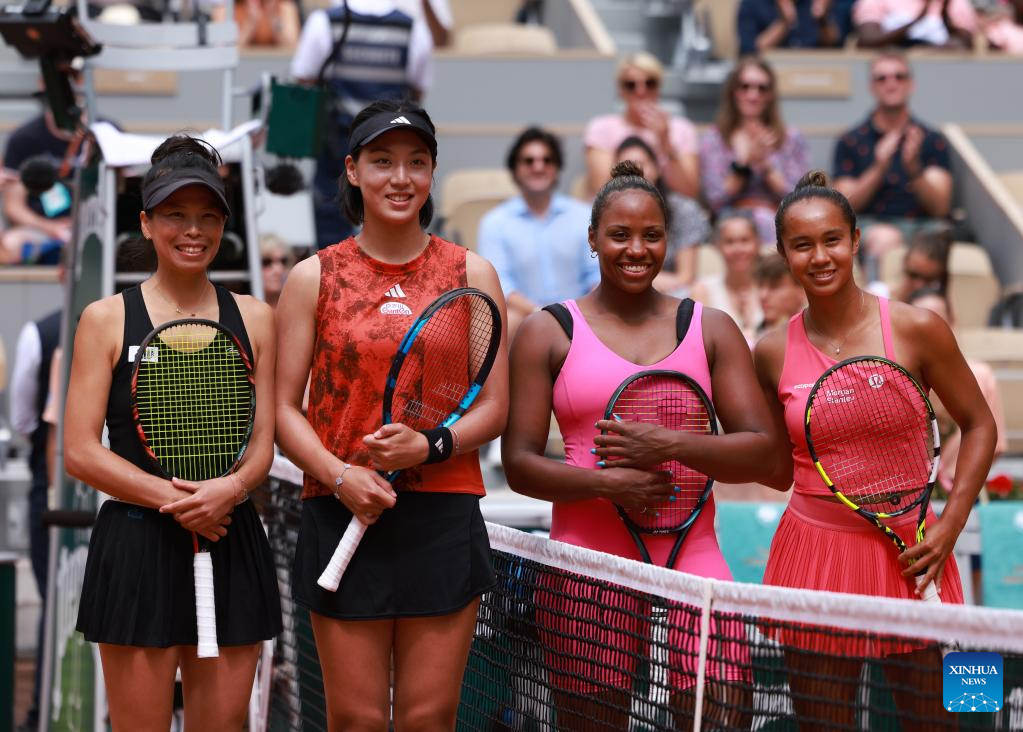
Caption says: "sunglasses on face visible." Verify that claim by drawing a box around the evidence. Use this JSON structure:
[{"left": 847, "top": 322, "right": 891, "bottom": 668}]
[
  {"left": 738, "top": 81, "right": 772, "bottom": 94},
  {"left": 904, "top": 268, "right": 940, "bottom": 283},
  {"left": 262, "top": 256, "right": 290, "bottom": 267},
  {"left": 519, "top": 155, "right": 554, "bottom": 168},
  {"left": 873, "top": 72, "right": 910, "bottom": 83},
  {"left": 620, "top": 77, "right": 659, "bottom": 93}
]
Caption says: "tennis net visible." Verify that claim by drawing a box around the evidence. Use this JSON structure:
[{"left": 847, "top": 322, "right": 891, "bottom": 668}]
[{"left": 259, "top": 460, "right": 1023, "bottom": 731}]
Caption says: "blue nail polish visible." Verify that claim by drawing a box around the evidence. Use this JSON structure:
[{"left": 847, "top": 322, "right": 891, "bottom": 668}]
[
  {"left": 669, "top": 495, "right": 676, "bottom": 502},
  {"left": 597, "top": 461, "right": 605, "bottom": 468},
  {"left": 590, "top": 448, "right": 596, "bottom": 454},
  {"left": 674, "top": 485, "right": 681, "bottom": 492},
  {"left": 612, "top": 413, "right": 623, "bottom": 422}
]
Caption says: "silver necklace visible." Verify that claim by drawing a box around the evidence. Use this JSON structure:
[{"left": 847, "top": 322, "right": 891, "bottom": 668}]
[
  {"left": 152, "top": 281, "right": 210, "bottom": 318},
  {"left": 808, "top": 291, "right": 866, "bottom": 355}
]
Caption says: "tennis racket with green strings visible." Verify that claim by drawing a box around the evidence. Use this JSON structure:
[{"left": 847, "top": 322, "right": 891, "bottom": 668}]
[{"left": 131, "top": 318, "right": 257, "bottom": 657}]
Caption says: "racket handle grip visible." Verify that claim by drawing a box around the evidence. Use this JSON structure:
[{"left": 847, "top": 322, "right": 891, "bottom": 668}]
[
  {"left": 194, "top": 552, "right": 219, "bottom": 658},
  {"left": 916, "top": 574, "right": 941, "bottom": 604},
  {"left": 317, "top": 516, "right": 367, "bottom": 592}
]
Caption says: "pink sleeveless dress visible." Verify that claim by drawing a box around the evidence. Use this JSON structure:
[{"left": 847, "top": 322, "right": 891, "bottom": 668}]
[
  {"left": 763, "top": 298, "right": 964, "bottom": 633},
  {"left": 537, "top": 300, "right": 747, "bottom": 693}
]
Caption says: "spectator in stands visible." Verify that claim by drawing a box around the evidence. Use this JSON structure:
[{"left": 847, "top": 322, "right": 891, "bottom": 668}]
[
  {"left": 396, "top": 0, "right": 453, "bottom": 48},
  {"left": 978, "top": 0, "right": 1023, "bottom": 54},
  {"left": 291, "top": 0, "right": 433, "bottom": 249},
  {"left": 699, "top": 58, "right": 810, "bottom": 246},
  {"left": 737, "top": 0, "right": 845, "bottom": 55},
  {"left": 212, "top": 0, "right": 301, "bottom": 47},
  {"left": 259, "top": 233, "right": 298, "bottom": 309},
  {"left": 690, "top": 210, "right": 763, "bottom": 341},
  {"left": 907, "top": 287, "right": 1006, "bottom": 492},
  {"left": 478, "top": 127, "right": 596, "bottom": 341},
  {"left": 614, "top": 135, "right": 710, "bottom": 292},
  {"left": 853, "top": 0, "right": 977, "bottom": 48},
  {"left": 754, "top": 252, "right": 806, "bottom": 334},
  {"left": 833, "top": 51, "right": 952, "bottom": 280},
  {"left": 583, "top": 52, "right": 700, "bottom": 199},
  {"left": 890, "top": 226, "right": 950, "bottom": 301},
  {"left": 1, "top": 105, "right": 82, "bottom": 265},
  {"left": 10, "top": 302, "right": 62, "bottom": 732}
]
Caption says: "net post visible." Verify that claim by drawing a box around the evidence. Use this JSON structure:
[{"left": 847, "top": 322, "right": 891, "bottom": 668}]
[{"left": 692, "top": 581, "right": 713, "bottom": 732}]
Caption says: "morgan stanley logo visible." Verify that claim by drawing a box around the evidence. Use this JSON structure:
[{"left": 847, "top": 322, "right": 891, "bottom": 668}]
[
  {"left": 390, "top": 116, "right": 411, "bottom": 125},
  {"left": 944, "top": 652, "right": 1002, "bottom": 713}
]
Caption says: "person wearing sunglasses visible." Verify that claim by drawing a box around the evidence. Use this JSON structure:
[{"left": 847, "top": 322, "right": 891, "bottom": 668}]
[
  {"left": 583, "top": 52, "right": 700, "bottom": 200},
  {"left": 853, "top": 0, "right": 977, "bottom": 49},
  {"left": 699, "top": 57, "right": 810, "bottom": 246},
  {"left": 832, "top": 52, "right": 953, "bottom": 282},
  {"left": 737, "top": 0, "right": 849, "bottom": 55},
  {"left": 478, "top": 127, "right": 596, "bottom": 341},
  {"left": 258, "top": 233, "right": 298, "bottom": 309}
]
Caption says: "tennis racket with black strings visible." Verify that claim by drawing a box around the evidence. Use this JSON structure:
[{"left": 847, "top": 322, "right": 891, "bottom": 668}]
[
  {"left": 317, "top": 287, "right": 502, "bottom": 592},
  {"left": 804, "top": 356, "right": 941, "bottom": 603},
  {"left": 601, "top": 369, "right": 717, "bottom": 721},
  {"left": 132, "top": 319, "right": 256, "bottom": 657}
]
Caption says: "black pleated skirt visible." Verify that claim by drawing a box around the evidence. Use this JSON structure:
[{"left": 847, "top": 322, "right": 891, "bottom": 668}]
[
  {"left": 76, "top": 499, "right": 283, "bottom": 646},
  {"left": 293, "top": 492, "right": 496, "bottom": 619}
]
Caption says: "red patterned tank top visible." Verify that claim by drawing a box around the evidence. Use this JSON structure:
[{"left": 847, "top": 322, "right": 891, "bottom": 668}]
[{"left": 302, "top": 235, "right": 485, "bottom": 499}]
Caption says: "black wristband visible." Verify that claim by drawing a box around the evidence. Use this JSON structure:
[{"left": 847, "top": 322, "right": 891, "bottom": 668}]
[
  {"left": 730, "top": 161, "right": 753, "bottom": 178},
  {"left": 421, "top": 426, "right": 454, "bottom": 464}
]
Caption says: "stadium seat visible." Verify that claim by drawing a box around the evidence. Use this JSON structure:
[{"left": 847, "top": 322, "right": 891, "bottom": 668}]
[
  {"left": 955, "top": 328, "right": 1023, "bottom": 367},
  {"left": 978, "top": 501, "right": 1023, "bottom": 608},
  {"left": 695, "top": 0, "right": 739, "bottom": 60},
  {"left": 449, "top": 0, "right": 520, "bottom": 27},
  {"left": 452, "top": 23, "right": 557, "bottom": 55},
  {"left": 999, "top": 171, "right": 1023, "bottom": 207},
  {"left": 438, "top": 168, "right": 518, "bottom": 251},
  {"left": 996, "top": 369, "right": 1023, "bottom": 455},
  {"left": 695, "top": 243, "right": 725, "bottom": 278},
  {"left": 948, "top": 242, "right": 1000, "bottom": 329},
  {"left": 716, "top": 502, "right": 784, "bottom": 584}
]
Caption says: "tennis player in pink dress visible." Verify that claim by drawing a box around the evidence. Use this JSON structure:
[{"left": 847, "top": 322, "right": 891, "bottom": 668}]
[
  {"left": 754, "top": 170, "right": 996, "bottom": 730},
  {"left": 503, "top": 160, "right": 780, "bottom": 730}
]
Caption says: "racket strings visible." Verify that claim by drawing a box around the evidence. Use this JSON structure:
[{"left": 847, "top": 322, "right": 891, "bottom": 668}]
[
  {"left": 392, "top": 294, "right": 497, "bottom": 431},
  {"left": 611, "top": 374, "right": 713, "bottom": 532},
  {"left": 134, "top": 325, "right": 254, "bottom": 481},
  {"left": 810, "top": 361, "right": 935, "bottom": 508}
]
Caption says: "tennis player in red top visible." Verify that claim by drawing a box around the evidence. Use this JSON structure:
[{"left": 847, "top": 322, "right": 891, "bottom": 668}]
[
  {"left": 754, "top": 170, "right": 996, "bottom": 729},
  {"left": 274, "top": 100, "right": 509, "bottom": 731}
]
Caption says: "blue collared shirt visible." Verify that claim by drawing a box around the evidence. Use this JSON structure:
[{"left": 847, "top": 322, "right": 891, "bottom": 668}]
[{"left": 477, "top": 193, "right": 599, "bottom": 305}]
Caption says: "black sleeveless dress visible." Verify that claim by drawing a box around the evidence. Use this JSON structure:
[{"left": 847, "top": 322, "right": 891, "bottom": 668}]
[{"left": 76, "top": 285, "right": 282, "bottom": 646}]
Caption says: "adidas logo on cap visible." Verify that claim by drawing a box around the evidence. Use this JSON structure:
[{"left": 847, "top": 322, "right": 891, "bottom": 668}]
[{"left": 390, "top": 116, "right": 411, "bottom": 125}]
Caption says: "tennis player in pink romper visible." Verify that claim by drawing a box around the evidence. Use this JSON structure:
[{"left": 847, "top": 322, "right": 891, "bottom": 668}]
[{"left": 503, "top": 160, "right": 780, "bottom": 730}]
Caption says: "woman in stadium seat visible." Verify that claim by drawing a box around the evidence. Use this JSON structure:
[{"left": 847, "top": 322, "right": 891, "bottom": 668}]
[
  {"left": 699, "top": 57, "right": 810, "bottom": 246},
  {"left": 64, "top": 134, "right": 281, "bottom": 730},
  {"left": 584, "top": 52, "right": 701, "bottom": 199},
  {"left": 754, "top": 170, "right": 996, "bottom": 729},
  {"left": 503, "top": 160, "right": 778, "bottom": 730},
  {"left": 274, "top": 99, "right": 508, "bottom": 731}
]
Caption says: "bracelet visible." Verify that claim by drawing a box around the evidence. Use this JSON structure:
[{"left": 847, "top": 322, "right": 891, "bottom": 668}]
[
  {"left": 230, "top": 473, "right": 248, "bottom": 505},
  {"left": 450, "top": 425, "right": 462, "bottom": 456},
  {"left": 420, "top": 427, "right": 454, "bottom": 464},
  {"left": 333, "top": 462, "right": 353, "bottom": 499}
]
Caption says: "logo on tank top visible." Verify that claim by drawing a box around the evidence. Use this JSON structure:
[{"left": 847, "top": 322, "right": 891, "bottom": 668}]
[
  {"left": 380, "top": 302, "right": 412, "bottom": 316},
  {"left": 127, "top": 345, "right": 159, "bottom": 363},
  {"left": 868, "top": 374, "right": 885, "bottom": 389},
  {"left": 793, "top": 383, "right": 813, "bottom": 391},
  {"left": 385, "top": 284, "right": 407, "bottom": 298}
]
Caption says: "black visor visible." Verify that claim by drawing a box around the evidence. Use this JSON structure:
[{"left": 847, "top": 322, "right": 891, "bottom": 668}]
[
  {"left": 348, "top": 110, "right": 437, "bottom": 158},
  {"left": 142, "top": 167, "right": 230, "bottom": 215}
]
